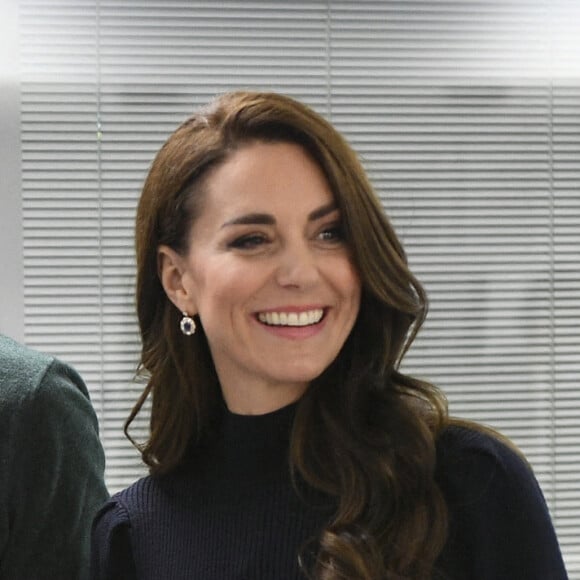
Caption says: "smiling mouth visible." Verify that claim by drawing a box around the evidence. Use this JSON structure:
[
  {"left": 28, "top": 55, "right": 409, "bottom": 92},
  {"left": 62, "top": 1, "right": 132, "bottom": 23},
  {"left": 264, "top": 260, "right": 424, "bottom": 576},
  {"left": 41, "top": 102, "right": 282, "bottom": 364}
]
[{"left": 257, "top": 309, "right": 325, "bottom": 327}]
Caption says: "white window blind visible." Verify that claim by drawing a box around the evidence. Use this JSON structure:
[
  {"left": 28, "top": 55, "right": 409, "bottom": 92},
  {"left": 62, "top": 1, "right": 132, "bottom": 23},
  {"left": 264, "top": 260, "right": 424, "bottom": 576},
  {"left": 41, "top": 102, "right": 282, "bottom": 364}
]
[{"left": 19, "top": 1, "right": 579, "bottom": 574}]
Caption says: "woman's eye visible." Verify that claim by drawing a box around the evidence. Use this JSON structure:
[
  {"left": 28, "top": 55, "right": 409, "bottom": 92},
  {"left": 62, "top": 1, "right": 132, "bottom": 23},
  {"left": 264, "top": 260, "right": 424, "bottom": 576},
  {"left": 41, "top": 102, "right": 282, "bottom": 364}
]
[
  {"left": 318, "top": 224, "right": 344, "bottom": 243},
  {"left": 228, "top": 234, "right": 268, "bottom": 250}
]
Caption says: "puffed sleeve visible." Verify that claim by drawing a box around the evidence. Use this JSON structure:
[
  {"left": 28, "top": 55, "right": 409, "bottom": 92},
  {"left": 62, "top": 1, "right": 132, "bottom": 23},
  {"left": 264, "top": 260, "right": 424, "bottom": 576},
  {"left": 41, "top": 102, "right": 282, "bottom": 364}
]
[
  {"left": 436, "top": 426, "right": 568, "bottom": 579},
  {"left": 91, "top": 498, "right": 137, "bottom": 580}
]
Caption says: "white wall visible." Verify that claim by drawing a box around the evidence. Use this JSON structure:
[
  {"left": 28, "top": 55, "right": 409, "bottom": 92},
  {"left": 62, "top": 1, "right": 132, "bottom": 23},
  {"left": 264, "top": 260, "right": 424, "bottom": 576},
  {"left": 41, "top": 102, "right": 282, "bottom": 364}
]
[{"left": 0, "top": 0, "right": 24, "bottom": 342}]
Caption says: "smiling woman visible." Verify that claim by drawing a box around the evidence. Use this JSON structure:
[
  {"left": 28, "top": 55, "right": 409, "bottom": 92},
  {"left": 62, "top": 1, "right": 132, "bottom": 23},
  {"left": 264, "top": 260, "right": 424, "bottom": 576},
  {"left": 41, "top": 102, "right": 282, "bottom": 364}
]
[
  {"left": 90, "top": 92, "right": 568, "bottom": 580},
  {"left": 157, "top": 141, "right": 361, "bottom": 415}
]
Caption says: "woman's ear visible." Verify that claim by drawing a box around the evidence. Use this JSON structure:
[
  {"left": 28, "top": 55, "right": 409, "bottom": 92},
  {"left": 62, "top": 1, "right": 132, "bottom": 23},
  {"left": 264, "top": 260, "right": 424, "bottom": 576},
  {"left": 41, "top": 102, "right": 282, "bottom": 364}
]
[{"left": 158, "top": 245, "right": 196, "bottom": 314}]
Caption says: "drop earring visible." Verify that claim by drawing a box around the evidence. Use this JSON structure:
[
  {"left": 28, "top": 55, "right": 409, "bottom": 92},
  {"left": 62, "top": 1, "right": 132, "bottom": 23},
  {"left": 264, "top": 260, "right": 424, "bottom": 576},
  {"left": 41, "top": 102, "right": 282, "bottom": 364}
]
[{"left": 180, "top": 312, "right": 196, "bottom": 336}]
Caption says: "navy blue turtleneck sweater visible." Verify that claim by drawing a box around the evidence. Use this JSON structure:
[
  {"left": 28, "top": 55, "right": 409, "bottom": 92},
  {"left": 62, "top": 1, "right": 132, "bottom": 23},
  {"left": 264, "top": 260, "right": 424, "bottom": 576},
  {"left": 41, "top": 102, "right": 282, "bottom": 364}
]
[{"left": 91, "top": 403, "right": 568, "bottom": 579}]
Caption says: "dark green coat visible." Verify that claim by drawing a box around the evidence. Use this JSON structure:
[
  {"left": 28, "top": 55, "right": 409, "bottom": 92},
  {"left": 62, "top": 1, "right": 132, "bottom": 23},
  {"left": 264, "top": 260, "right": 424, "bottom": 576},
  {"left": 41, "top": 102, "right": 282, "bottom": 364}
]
[{"left": 0, "top": 334, "right": 108, "bottom": 579}]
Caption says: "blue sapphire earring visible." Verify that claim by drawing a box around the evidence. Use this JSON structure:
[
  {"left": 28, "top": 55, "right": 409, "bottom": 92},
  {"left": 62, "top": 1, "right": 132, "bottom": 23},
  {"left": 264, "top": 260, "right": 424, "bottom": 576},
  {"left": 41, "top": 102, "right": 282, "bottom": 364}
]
[{"left": 180, "top": 312, "right": 196, "bottom": 336}]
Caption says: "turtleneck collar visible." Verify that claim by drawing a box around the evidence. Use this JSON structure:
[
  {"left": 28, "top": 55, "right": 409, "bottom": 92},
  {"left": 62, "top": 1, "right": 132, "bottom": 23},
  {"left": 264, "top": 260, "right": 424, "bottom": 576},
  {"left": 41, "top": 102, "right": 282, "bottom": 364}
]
[
  {"left": 181, "top": 399, "right": 299, "bottom": 488},
  {"left": 222, "top": 400, "right": 297, "bottom": 444}
]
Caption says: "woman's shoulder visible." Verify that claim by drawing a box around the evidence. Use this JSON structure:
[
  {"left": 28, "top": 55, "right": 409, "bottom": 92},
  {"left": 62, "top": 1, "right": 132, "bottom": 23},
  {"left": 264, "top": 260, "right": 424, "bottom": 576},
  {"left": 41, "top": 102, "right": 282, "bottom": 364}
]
[
  {"left": 94, "top": 470, "right": 190, "bottom": 532},
  {"left": 434, "top": 422, "right": 568, "bottom": 579},
  {"left": 435, "top": 421, "right": 536, "bottom": 502},
  {"left": 96, "top": 476, "right": 162, "bottom": 524},
  {"left": 437, "top": 421, "right": 529, "bottom": 469}
]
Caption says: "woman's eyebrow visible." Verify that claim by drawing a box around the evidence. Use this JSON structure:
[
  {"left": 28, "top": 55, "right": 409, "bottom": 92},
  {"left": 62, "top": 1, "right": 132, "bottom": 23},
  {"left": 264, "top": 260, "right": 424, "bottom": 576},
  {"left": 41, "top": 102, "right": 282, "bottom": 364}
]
[
  {"left": 308, "top": 202, "right": 338, "bottom": 222},
  {"left": 221, "top": 213, "right": 275, "bottom": 228},
  {"left": 221, "top": 202, "right": 338, "bottom": 229}
]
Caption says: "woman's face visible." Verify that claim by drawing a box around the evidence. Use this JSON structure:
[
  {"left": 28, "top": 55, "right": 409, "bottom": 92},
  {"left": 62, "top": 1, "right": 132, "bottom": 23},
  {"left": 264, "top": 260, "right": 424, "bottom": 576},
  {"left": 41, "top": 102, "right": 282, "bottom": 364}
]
[{"left": 160, "top": 141, "right": 361, "bottom": 414}]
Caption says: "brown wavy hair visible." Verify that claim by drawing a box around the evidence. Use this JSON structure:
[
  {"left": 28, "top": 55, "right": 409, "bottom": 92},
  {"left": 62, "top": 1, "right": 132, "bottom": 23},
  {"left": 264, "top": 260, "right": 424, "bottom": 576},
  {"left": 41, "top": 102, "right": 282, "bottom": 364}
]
[{"left": 127, "top": 91, "right": 450, "bottom": 579}]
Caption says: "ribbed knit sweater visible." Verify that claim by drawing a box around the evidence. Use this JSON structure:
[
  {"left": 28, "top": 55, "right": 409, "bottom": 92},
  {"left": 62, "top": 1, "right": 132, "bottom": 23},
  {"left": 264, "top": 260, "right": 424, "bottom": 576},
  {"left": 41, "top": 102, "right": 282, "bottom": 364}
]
[{"left": 91, "top": 402, "right": 568, "bottom": 580}]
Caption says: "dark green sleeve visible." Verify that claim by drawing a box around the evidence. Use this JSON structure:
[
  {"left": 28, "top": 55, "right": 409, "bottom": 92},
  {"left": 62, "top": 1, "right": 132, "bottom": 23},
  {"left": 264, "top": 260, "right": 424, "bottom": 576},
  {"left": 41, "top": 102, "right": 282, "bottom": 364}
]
[{"left": 4, "top": 359, "right": 109, "bottom": 580}]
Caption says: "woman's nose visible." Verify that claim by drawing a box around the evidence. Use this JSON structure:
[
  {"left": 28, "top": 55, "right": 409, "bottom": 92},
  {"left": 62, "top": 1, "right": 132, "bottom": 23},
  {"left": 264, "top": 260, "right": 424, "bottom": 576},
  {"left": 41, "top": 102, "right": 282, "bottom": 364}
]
[{"left": 275, "top": 241, "right": 320, "bottom": 289}]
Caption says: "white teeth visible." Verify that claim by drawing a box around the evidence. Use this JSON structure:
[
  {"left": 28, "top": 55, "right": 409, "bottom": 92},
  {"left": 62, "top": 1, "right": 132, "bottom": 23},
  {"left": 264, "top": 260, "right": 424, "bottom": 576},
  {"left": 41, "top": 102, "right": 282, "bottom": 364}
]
[{"left": 257, "top": 309, "right": 324, "bottom": 327}]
